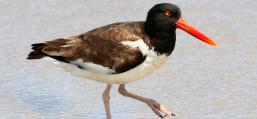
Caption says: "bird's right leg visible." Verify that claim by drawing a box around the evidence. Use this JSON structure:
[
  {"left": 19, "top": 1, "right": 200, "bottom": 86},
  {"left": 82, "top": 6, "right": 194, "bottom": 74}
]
[
  {"left": 118, "top": 84, "right": 175, "bottom": 118},
  {"left": 102, "top": 84, "right": 112, "bottom": 119}
]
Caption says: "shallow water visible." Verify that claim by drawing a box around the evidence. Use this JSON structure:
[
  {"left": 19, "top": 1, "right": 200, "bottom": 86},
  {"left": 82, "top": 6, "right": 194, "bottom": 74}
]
[{"left": 0, "top": 0, "right": 256, "bottom": 119}]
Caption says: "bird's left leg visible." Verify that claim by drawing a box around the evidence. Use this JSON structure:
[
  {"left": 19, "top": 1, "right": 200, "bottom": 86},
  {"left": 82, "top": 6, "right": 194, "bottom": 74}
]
[
  {"left": 118, "top": 84, "right": 175, "bottom": 118},
  {"left": 102, "top": 84, "right": 112, "bottom": 119}
]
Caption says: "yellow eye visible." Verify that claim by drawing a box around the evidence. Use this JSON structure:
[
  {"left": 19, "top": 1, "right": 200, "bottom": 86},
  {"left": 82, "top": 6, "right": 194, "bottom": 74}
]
[{"left": 164, "top": 10, "right": 172, "bottom": 17}]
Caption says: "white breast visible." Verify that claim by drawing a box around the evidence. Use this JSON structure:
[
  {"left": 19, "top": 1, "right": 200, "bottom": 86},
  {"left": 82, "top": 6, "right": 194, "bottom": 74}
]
[{"left": 43, "top": 39, "right": 168, "bottom": 84}]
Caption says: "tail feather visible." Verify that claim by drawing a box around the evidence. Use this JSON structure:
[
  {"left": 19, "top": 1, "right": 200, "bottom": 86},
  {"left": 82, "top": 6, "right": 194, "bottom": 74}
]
[
  {"left": 27, "top": 38, "right": 77, "bottom": 62},
  {"left": 31, "top": 43, "right": 45, "bottom": 50},
  {"left": 27, "top": 43, "right": 46, "bottom": 59}
]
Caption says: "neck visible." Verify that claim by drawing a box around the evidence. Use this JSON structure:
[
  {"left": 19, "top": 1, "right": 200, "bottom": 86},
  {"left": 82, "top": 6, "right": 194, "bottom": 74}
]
[{"left": 144, "top": 21, "right": 176, "bottom": 55}]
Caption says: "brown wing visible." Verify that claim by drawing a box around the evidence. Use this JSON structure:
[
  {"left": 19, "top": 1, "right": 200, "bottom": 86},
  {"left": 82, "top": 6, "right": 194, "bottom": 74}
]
[{"left": 27, "top": 22, "right": 148, "bottom": 73}]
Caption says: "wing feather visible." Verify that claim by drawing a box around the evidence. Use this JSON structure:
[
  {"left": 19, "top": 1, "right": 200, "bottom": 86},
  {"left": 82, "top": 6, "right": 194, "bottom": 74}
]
[{"left": 27, "top": 22, "right": 149, "bottom": 73}]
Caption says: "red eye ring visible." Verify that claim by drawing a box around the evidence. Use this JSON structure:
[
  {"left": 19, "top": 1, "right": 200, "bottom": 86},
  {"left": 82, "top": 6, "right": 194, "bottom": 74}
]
[{"left": 164, "top": 10, "right": 172, "bottom": 17}]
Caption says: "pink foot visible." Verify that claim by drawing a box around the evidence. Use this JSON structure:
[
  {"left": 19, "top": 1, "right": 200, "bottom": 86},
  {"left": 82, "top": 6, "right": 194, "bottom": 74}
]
[{"left": 146, "top": 99, "right": 175, "bottom": 118}]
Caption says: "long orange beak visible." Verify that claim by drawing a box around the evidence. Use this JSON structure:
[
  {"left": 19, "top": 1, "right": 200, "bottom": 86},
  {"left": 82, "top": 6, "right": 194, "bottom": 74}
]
[{"left": 176, "top": 18, "right": 217, "bottom": 46}]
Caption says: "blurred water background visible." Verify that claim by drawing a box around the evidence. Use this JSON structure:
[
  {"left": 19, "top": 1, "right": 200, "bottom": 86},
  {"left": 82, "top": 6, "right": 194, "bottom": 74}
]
[{"left": 0, "top": 0, "right": 256, "bottom": 119}]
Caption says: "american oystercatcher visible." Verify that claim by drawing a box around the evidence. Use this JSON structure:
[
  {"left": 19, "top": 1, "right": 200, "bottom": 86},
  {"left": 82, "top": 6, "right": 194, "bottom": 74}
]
[{"left": 27, "top": 3, "right": 217, "bottom": 119}]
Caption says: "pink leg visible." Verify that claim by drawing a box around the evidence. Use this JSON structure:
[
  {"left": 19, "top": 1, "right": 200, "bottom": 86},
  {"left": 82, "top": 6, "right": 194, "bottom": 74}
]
[
  {"left": 118, "top": 84, "right": 175, "bottom": 118},
  {"left": 102, "top": 84, "right": 112, "bottom": 119}
]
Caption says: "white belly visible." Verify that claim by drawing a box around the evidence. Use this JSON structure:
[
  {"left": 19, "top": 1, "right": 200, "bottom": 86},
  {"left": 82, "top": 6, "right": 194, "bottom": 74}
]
[
  {"left": 43, "top": 51, "right": 168, "bottom": 84},
  {"left": 43, "top": 39, "right": 169, "bottom": 84}
]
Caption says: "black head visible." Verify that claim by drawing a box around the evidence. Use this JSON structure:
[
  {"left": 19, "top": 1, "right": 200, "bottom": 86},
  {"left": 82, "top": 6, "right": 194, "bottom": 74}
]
[
  {"left": 146, "top": 3, "right": 181, "bottom": 33},
  {"left": 144, "top": 3, "right": 217, "bottom": 55},
  {"left": 144, "top": 3, "right": 182, "bottom": 55}
]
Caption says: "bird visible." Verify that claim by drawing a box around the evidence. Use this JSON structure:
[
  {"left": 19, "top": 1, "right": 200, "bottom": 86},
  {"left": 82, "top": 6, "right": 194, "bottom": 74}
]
[{"left": 27, "top": 3, "right": 217, "bottom": 119}]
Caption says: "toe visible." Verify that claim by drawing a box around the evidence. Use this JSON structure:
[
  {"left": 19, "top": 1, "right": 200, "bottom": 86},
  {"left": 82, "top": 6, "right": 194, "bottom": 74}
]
[
  {"left": 149, "top": 103, "right": 163, "bottom": 118},
  {"left": 159, "top": 105, "right": 172, "bottom": 116},
  {"left": 146, "top": 99, "right": 174, "bottom": 118}
]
